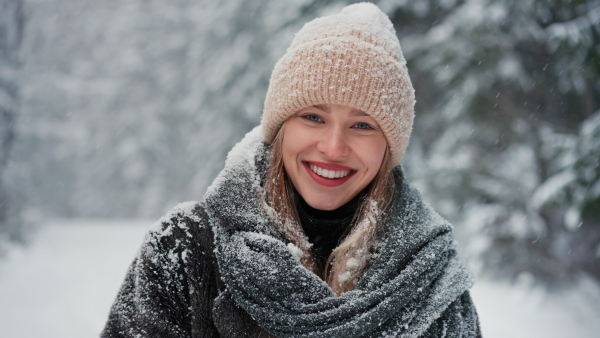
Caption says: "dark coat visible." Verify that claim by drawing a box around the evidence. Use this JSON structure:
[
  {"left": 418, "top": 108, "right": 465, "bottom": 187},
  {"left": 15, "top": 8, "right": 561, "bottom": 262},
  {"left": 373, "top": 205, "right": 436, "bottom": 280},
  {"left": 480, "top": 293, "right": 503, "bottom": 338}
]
[
  {"left": 101, "top": 202, "right": 267, "bottom": 337},
  {"left": 102, "top": 200, "right": 481, "bottom": 337}
]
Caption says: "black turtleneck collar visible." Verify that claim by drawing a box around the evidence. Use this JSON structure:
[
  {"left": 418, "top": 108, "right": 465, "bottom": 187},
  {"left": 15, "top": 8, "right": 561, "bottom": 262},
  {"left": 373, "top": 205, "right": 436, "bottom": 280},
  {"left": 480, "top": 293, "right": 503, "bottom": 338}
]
[{"left": 296, "top": 191, "right": 366, "bottom": 266}]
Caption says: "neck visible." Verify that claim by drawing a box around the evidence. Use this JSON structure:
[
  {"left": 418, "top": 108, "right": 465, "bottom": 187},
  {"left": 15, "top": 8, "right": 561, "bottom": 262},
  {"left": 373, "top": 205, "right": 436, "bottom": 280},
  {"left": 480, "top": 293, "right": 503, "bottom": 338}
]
[
  {"left": 296, "top": 190, "right": 366, "bottom": 266},
  {"left": 297, "top": 193, "right": 364, "bottom": 221}
]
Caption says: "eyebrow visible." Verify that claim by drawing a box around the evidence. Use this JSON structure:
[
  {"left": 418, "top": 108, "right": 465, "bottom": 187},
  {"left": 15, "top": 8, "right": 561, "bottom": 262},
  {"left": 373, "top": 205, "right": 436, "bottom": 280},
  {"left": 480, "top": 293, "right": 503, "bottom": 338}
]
[{"left": 312, "top": 105, "right": 368, "bottom": 117}]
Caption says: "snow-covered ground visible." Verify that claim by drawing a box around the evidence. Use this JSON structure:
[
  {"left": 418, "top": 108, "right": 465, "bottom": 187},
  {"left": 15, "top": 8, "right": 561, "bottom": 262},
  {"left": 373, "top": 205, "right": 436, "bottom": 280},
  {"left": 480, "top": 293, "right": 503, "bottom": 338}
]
[{"left": 1, "top": 220, "right": 599, "bottom": 338}]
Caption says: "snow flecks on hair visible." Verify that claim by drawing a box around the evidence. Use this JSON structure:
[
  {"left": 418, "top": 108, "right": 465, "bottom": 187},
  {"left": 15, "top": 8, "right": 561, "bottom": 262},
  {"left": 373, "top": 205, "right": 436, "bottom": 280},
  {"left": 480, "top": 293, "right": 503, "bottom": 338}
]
[
  {"left": 337, "top": 271, "right": 352, "bottom": 285},
  {"left": 334, "top": 198, "right": 380, "bottom": 283},
  {"left": 362, "top": 198, "right": 381, "bottom": 228},
  {"left": 346, "top": 257, "right": 360, "bottom": 270}
]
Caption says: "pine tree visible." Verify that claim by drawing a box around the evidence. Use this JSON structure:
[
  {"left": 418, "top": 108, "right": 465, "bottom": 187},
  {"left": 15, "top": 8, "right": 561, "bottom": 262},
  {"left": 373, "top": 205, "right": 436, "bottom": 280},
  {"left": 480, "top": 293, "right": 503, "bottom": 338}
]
[
  {"left": 389, "top": 0, "right": 600, "bottom": 285},
  {"left": 0, "top": 0, "right": 24, "bottom": 251}
]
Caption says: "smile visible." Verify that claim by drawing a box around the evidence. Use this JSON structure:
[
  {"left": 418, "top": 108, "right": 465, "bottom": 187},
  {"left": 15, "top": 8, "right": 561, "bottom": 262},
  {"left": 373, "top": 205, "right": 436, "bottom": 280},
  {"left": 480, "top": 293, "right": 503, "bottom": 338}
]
[
  {"left": 303, "top": 161, "right": 356, "bottom": 187},
  {"left": 308, "top": 163, "right": 352, "bottom": 179}
]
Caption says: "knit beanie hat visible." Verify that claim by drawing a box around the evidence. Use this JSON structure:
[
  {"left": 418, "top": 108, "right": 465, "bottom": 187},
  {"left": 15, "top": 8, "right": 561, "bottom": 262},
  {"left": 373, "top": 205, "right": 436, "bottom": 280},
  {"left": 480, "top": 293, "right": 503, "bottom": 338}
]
[{"left": 261, "top": 2, "right": 415, "bottom": 168}]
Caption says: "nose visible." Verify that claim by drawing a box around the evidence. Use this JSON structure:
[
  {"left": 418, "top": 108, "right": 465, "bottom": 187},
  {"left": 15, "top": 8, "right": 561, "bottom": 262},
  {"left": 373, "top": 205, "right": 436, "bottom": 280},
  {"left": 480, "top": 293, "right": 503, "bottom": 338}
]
[{"left": 316, "top": 127, "right": 350, "bottom": 159}]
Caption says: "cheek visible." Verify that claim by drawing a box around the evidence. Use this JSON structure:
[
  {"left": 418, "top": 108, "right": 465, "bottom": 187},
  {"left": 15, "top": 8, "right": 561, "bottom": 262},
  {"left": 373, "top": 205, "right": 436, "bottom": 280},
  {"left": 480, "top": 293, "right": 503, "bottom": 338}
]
[
  {"left": 281, "top": 122, "right": 314, "bottom": 161},
  {"left": 281, "top": 125, "right": 305, "bottom": 171},
  {"left": 281, "top": 139, "right": 294, "bottom": 173},
  {"left": 281, "top": 130, "right": 297, "bottom": 163},
  {"left": 360, "top": 139, "right": 387, "bottom": 173}
]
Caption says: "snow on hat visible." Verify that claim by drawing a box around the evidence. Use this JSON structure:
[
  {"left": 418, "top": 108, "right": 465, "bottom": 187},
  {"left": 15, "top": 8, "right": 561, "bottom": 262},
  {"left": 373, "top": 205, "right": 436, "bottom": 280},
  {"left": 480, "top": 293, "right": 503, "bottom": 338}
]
[{"left": 261, "top": 2, "right": 415, "bottom": 168}]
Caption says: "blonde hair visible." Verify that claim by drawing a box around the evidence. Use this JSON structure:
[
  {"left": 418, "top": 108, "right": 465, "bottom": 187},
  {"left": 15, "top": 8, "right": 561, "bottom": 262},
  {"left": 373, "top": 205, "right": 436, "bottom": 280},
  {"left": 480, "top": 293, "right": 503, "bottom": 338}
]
[{"left": 264, "top": 124, "right": 396, "bottom": 295}]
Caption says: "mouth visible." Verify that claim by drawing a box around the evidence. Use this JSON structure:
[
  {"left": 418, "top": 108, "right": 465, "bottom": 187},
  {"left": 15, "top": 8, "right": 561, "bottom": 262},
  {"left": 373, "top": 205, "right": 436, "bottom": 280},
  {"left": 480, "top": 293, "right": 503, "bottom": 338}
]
[
  {"left": 307, "top": 163, "right": 352, "bottom": 179},
  {"left": 303, "top": 161, "right": 356, "bottom": 187}
]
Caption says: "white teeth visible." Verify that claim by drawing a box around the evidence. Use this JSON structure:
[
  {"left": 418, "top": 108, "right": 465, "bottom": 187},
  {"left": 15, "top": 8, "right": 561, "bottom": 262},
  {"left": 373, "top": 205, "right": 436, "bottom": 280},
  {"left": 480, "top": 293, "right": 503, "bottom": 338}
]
[{"left": 308, "top": 164, "right": 351, "bottom": 179}]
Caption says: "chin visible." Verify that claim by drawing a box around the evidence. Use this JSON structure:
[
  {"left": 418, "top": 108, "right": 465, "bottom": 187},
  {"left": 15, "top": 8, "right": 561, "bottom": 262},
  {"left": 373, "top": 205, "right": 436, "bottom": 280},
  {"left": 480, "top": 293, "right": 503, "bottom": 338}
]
[{"left": 304, "top": 194, "right": 346, "bottom": 211}]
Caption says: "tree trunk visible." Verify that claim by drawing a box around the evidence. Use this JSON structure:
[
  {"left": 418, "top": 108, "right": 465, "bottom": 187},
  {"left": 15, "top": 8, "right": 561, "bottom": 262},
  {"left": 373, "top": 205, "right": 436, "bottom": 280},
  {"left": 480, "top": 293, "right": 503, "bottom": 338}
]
[{"left": 0, "top": 0, "right": 24, "bottom": 247}]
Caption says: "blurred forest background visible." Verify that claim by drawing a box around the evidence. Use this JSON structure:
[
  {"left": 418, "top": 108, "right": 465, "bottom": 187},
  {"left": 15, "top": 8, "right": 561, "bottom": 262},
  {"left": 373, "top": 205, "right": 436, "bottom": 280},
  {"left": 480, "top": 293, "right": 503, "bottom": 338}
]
[{"left": 1, "top": 0, "right": 598, "bottom": 288}]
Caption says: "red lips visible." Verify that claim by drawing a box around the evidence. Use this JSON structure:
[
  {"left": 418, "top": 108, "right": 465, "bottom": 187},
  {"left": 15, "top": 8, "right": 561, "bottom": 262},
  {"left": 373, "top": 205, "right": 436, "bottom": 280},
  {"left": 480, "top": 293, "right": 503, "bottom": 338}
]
[{"left": 303, "top": 161, "right": 356, "bottom": 187}]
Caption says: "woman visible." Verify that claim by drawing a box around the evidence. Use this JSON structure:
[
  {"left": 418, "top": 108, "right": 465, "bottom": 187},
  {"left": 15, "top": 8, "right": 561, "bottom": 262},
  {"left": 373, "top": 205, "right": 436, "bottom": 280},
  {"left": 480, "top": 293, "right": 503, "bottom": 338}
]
[{"left": 102, "top": 3, "right": 481, "bottom": 337}]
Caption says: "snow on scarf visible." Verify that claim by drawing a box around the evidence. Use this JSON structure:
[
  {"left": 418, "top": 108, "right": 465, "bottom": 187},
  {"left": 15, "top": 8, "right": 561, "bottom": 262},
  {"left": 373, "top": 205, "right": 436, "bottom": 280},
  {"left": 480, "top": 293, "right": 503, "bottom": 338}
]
[{"left": 204, "top": 126, "right": 480, "bottom": 337}]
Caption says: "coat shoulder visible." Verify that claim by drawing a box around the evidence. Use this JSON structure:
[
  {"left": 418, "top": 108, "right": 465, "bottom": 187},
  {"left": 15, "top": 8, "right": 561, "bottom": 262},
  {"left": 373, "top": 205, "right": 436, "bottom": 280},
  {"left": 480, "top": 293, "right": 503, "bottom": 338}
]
[
  {"left": 143, "top": 201, "right": 213, "bottom": 258},
  {"left": 102, "top": 201, "right": 222, "bottom": 337},
  {"left": 149, "top": 201, "right": 208, "bottom": 238}
]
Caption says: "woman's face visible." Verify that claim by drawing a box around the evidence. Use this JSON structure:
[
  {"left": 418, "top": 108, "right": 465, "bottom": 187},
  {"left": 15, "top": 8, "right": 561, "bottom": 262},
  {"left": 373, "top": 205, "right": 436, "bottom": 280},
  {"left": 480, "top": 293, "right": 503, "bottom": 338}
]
[{"left": 281, "top": 104, "right": 387, "bottom": 211}]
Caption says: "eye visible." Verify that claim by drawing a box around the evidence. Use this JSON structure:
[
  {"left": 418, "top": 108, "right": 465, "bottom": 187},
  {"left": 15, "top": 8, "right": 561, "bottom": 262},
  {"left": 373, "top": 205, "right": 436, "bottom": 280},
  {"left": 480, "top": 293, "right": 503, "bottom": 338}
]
[
  {"left": 303, "top": 114, "right": 322, "bottom": 123},
  {"left": 353, "top": 122, "right": 373, "bottom": 130}
]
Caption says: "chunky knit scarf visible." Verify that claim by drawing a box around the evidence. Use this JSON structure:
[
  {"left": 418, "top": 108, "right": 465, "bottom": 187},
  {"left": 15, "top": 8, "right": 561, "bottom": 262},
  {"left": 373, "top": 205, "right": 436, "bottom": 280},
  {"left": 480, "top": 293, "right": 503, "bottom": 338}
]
[{"left": 205, "top": 127, "right": 480, "bottom": 337}]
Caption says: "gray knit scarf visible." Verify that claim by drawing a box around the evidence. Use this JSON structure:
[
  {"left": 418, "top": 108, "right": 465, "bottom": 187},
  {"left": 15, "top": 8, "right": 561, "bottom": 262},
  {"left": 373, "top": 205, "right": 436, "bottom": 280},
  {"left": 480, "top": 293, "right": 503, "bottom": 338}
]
[{"left": 205, "top": 127, "right": 480, "bottom": 337}]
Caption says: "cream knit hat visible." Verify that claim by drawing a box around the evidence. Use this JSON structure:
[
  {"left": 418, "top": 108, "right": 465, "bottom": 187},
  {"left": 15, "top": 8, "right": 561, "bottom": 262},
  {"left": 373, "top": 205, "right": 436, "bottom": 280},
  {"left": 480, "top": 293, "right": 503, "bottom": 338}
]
[{"left": 261, "top": 2, "right": 415, "bottom": 168}]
